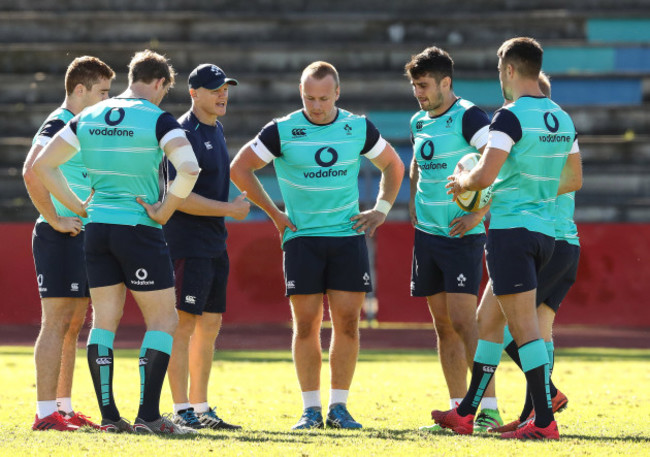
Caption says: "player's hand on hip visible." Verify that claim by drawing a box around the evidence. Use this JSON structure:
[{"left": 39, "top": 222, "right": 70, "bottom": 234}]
[
  {"left": 272, "top": 212, "right": 297, "bottom": 237},
  {"left": 449, "top": 212, "right": 482, "bottom": 238},
  {"left": 136, "top": 197, "right": 165, "bottom": 224},
  {"left": 52, "top": 215, "right": 82, "bottom": 237},
  {"left": 73, "top": 188, "right": 94, "bottom": 219},
  {"left": 351, "top": 210, "right": 386, "bottom": 238},
  {"left": 229, "top": 191, "right": 251, "bottom": 220}
]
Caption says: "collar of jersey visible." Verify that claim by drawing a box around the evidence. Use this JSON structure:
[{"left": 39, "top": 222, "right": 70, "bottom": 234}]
[
  {"left": 427, "top": 97, "right": 461, "bottom": 119},
  {"left": 301, "top": 108, "right": 340, "bottom": 126}
]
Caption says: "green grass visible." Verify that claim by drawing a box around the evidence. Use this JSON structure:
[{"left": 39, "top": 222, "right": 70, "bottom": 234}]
[{"left": 1, "top": 346, "right": 649, "bottom": 456}]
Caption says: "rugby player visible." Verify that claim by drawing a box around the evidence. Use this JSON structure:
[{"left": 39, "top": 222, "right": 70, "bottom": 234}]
[
  {"left": 24, "top": 56, "right": 114, "bottom": 431},
  {"left": 230, "top": 61, "right": 404, "bottom": 430},
  {"left": 435, "top": 37, "right": 582, "bottom": 440},
  {"left": 404, "top": 46, "right": 503, "bottom": 433},
  {"left": 33, "top": 50, "right": 200, "bottom": 435}
]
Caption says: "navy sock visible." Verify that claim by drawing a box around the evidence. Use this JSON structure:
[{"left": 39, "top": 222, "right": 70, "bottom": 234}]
[
  {"left": 136, "top": 331, "right": 173, "bottom": 422},
  {"left": 457, "top": 340, "right": 502, "bottom": 417},
  {"left": 87, "top": 328, "right": 120, "bottom": 421},
  {"left": 519, "top": 339, "right": 553, "bottom": 428}
]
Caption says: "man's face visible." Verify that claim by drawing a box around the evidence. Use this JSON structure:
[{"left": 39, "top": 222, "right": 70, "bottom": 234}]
[
  {"left": 193, "top": 84, "right": 229, "bottom": 118},
  {"left": 410, "top": 74, "right": 445, "bottom": 114},
  {"left": 84, "top": 78, "right": 112, "bottom": 107},
  {"left": 300, "top": 75, "right": 339, "bottom": 125}
]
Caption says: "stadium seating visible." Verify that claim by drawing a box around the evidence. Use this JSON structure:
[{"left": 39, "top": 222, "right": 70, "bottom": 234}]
[{"left": 0, "top": 0, "right": 648, "bottom": 222}]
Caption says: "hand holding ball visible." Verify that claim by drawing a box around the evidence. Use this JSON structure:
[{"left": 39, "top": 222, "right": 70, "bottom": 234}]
[{"left": 449, "top": 153, "right": 493, "bottom": 212}]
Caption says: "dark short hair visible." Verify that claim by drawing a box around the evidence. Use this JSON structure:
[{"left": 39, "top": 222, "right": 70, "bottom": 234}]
[
  {"left": 128, "top": 49, "right": 176, "bottom": 87},
  {"left": 497, "top": 37, "right": 543, "bottom": 79},
  {"left": 301, "top": 61, "right": 340, "bottom": 88},
  {"left": 64, "top": 56, "right": 115, "bottom": 95},
  {"left": 404, "top": 46, "right": 454, "bottom": 83}
]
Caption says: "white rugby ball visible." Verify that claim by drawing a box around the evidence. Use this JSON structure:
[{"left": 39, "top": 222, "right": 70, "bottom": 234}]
[{"left": 453, "top": 152, "right": 493, "bottom": 212}]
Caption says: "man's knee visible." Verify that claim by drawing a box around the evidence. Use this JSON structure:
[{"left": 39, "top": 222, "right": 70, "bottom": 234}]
[
  {"left": 449, "top": 314, "right": 477, "bottom": 340},
  {"left": 175, "top": 312, "right": 197, "bottom": 337},
  {"left": 41, "top": 306, "right": 74, "bottom": 336},
  {"left": 293, "top": 318, "right": 320, "bottom": 340},
  {"left": 333, "top": 314, "right": 359, "bottom": 340}
]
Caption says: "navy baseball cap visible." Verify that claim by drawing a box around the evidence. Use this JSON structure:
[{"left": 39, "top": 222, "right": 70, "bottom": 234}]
[{"left": 188, "top": 64, "right": 238, "bottom": 90}]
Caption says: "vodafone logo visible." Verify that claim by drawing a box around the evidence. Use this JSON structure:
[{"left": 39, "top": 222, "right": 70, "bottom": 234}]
[
  {"left": 131, "top": 268, "right": 154, "bottom": 286},
  {"left": 136, "top": 268, "right": 148, "bottom": 280}
]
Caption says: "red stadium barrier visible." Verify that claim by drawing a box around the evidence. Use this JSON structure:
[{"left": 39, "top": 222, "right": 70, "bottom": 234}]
[
  {"left": 1, "top": 221, "right": 649, "bottom": 327},
  {"left": 375, "top": 222, "right": 650, "bottom": 327}
]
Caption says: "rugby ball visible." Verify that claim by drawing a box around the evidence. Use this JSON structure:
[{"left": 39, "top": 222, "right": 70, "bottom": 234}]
[{"left": 453, "top": 152, "right": 493, "bottom": 212}]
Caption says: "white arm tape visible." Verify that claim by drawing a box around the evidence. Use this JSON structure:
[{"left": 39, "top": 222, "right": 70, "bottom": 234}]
[
  {"left": 168, "top": 144, "right": 200, "bottom": 198},
  {"left": 470, "top": 125, "right": 490, "bottom": 150},
  {"left": 486, "top": 130, "right": 514, "bottom": 153},
  {"left": 373, "top": 199, "right": 392, "bottom": 216},
  {"left": 59, "top": 125, "right": 81, "bottom": 151},
  {"left": 570, "top": 139, "right": 580, "bottom": 154},
  {"left": 364, "top": 136, "right": 387, "bottom": 160}
]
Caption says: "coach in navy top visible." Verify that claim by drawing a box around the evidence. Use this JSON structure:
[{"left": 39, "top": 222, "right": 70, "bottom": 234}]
[{"left": 163, "top": 64, "right": 250, "bottom": 430}]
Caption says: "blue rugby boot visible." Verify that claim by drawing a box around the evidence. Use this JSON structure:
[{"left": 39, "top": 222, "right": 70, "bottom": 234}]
[
  {"left": 291, "top": 407, "right": 324, "bottom": 430},
  {"left": 326, "top": 403, "right": 362, "bottom": 429}
]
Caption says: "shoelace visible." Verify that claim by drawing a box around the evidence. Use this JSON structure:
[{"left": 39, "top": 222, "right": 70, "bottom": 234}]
[
  {"left": 180, "top": 410, "right": 202, "bottom": 426},
  {"left": 305, "top": 410, "right": 320, "bottom": 420},
  {"left": 203, "top": 408, "right": 222, "bottom": 421},
  {"left": 73, "top": 413, "right": 94, "bottom": 423},
  {"left": 331, "top": 406, "right": 353, "bottom": 421}
]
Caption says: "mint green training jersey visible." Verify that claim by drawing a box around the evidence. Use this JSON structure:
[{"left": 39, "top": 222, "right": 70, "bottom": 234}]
[
  {"left": 411, "top": 98, "right": 490, "bottom": 237},
  {"left": 32, "top": 107, "right": 92, "bottom": 225},
  {"left": 61, "top": 97, "right": 184, "bottom": 228},
  {"left": 488, "top": 96, "right": 577, "bottom": 237},
  {"left": 555, "top": 192, "right": 579, "bottom": 246},
  {"left": 251, "top": 108, "right": 386, "bottom": 245}
]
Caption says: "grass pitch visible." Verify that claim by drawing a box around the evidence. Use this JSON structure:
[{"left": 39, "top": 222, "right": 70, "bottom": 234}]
[{"left": 1, "top": 346, "right": 648, "bottom": 456}]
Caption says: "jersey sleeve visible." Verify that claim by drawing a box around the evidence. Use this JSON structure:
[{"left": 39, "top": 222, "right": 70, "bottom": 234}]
[
  {"left": 251, "top": 121, "right": 281, "bottom": 163},
  {"left": 361, "top": 118, "right": 387, "bottom": 159},
  {"left": 156, "top": 112, "right": 186, "bottom": 147},
  {"left": 58, "top": 116, "right": 81, "bottom": 151},
  {"left": 462, "top": 106, "right": 491, "bottom": 149},
  {"left": 486, "top": 108, "right": 522, "bottom": 153},
  {"left": 489, "top": 108, "right": 522, "bottom": 142},
  {"left": 34, "top": 119, "right": 67, "bottom": 147}
]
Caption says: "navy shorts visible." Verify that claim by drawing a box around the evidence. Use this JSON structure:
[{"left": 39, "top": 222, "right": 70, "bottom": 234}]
[
  {"left": 536, "top": 240, "right": 580, "bottom": 312},
  {"left": 84, "top": 223, "right": 174, "bottom": 291},
  {"left": 283, "top": 235, "right": 372, "bottom": 296},
  {"left": 486, "top": 228, "right": 555, "bottom": 296},
  {"left": 411, "top": 229, "right": 486, "bottom": 297},
  {"left": 32, "top": 221, "right": 90, "bottom": 299},
  {"left": 173, "top": 252, "right": 229, "bottom": 315}
]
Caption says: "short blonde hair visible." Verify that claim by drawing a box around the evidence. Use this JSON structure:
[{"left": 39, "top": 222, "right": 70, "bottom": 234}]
[{"left": 300, "top": 61, "right": 339, "bottom": 88}]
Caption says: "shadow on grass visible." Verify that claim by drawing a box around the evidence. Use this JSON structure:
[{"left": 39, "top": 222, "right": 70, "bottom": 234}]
[{"left": 78, "top": 426, "right": 650, "bottom": 444}]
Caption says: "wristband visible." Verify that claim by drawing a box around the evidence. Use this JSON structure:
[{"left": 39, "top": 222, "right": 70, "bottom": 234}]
[{"left": 373, "top": 199, "right": 392, "bottom": 216}]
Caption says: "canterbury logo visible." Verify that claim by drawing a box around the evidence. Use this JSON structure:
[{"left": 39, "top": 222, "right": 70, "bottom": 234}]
[
  {"left": 482, "top": 366, "right": 496, "bottom": 373},
  {"left": 292, "top": 128, "right": 306, "bottom": 136},
  {"left": 139, "top": 357, "right": 148, "bottom": 366},
  {"left": 95, "top": 357, "right": 112, "bottom": 365}
]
